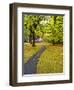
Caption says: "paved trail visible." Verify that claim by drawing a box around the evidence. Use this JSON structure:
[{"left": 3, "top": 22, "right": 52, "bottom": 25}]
[{"left": 24, "top": 46, "right": 46, "bottom": 74}]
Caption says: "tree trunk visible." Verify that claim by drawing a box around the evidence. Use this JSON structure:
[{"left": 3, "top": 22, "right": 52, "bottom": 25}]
[
  {"left": 52, "top": 39, "right": 55, "bottom": 45},
  {"left": 29, "top": 31, "right": 32, "bottom": 44},
  {"left": 32, "top": 31, "right": 35, "bottom": 47}
]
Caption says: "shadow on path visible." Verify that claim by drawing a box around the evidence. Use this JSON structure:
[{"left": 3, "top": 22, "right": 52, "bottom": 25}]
[{"left": 24, "top": 46, "right": 46, "bottom": 74}]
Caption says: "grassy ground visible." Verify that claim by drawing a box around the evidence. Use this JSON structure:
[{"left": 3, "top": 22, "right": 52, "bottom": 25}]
[
  {"left": 24, "top": 43, "right": 42, "bottom": 63},
  {"left": 24, "top": 42, "right": 63, "bottom": 73},
  {"left": 24, "top": 42, "right": 49, "bottom": 63},
  {"left": 37, "top": 45, "right": 63, "bottom": 73}
]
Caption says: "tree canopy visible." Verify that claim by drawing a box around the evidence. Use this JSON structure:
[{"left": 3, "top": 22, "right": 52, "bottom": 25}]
[{"left": 24, "top": 14, "right": 63, "bottom": 46}]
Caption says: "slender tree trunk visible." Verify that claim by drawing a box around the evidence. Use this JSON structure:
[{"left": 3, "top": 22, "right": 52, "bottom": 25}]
[
  {"left": 32, "top": 31, "right": 35, "bottom": 47},
  {"left": 52, "top": 39, "right": 55, "bottom": 45},
  {"left": 29, "top": 31, "right": 32, "bottom": 44}
]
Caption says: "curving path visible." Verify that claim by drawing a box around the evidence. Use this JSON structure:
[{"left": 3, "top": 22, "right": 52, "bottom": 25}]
[{"left": 24, "top": 46, "right": 46, "bottom": 74}]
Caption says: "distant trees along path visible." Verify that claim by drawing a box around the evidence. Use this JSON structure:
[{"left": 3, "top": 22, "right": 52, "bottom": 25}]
[{"left": 24, "top": 15, "right": 63, "bottom": 46}]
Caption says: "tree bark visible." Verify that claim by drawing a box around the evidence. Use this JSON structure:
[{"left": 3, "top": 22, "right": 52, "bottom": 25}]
[
  {"left": 29, "top": 31, "right": 32, "bottom": 44},
  {"left": 32, "top": 31, "right": 35, "bottom": 47}
]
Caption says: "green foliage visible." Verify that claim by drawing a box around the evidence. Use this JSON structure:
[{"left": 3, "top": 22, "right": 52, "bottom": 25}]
[
  {"left": 24, "top": 29, "right": 30, "bottom": 42},
  {"left": 47, "top": 16, "right": 63, "bottom": 44},
  {"left": 24, "top": 15, "right": 63, "bottom": 44},
  {"left": 24, "top": 15, "right": 46, "bottom": 46}
]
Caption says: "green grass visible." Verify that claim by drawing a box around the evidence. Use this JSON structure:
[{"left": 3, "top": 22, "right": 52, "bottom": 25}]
[
  {"left": 36, "top": 45, "right": 63, "bottom": 73},
  {"left": 24, "top": 42, "right": 49, "bottom": 63},
  {"left": 24, "top": 42, "right": 63, "bottom": 73},
  {"left": 24, "top": 43, "right": 42, "bottom": 63}
]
